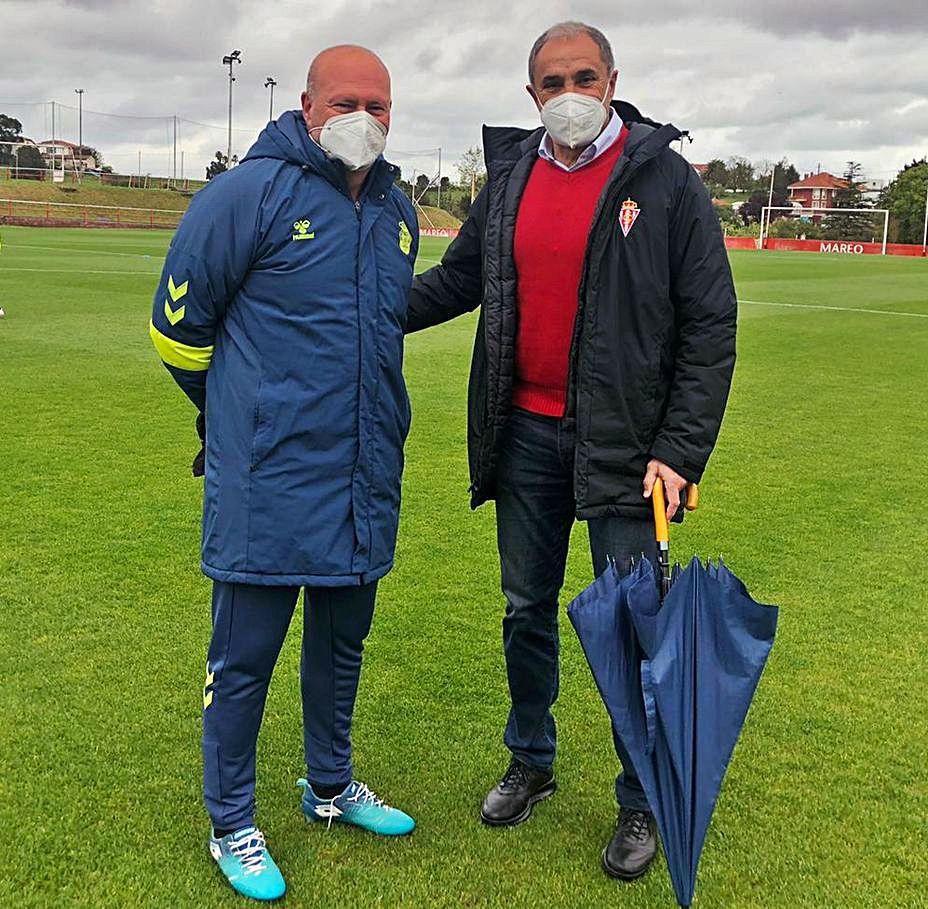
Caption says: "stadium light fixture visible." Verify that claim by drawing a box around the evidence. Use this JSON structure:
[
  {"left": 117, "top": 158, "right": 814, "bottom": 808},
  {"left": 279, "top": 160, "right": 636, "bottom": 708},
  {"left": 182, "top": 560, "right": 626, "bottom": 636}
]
[
  {"left": 265, "top": 77, "right": 278, "bottom": 121},
  {"left": 678, "top": 130, "right": 692, "bottom": 156},
  {"left": 222, "top": 49, "right": 243, "bottom": 163}
]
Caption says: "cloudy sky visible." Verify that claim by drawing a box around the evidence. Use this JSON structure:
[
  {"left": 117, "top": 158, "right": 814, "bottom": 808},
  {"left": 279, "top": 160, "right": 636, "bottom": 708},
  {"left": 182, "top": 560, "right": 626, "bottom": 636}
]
[{"left": 1, "top": 0, "right": 926, "bottom": 184}]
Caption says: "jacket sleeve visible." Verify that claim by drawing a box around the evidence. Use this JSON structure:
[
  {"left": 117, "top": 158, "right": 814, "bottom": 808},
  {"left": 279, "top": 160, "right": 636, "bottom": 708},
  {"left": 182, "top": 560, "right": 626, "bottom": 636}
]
[
  {"left": 149, "top": 176, "right": 258, "bottom": 412},
  {"left": 405, "top": 186, "right": 487, "bottom": 333},
  {"left": 649, "top": 164, "right": 737, "bottom": 482}
]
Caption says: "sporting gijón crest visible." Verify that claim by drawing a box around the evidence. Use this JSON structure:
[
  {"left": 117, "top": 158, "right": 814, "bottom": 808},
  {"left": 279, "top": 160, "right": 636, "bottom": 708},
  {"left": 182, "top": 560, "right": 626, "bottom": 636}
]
[{"left": 618, "top": 198, "right": 640, "bottom": 237}]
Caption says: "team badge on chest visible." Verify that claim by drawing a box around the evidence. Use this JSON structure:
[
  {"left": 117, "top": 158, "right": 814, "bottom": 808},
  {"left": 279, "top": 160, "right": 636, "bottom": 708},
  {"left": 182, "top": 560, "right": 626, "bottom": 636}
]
[{"left": 618, "top": 198, "right": 641, "bottom": 238}]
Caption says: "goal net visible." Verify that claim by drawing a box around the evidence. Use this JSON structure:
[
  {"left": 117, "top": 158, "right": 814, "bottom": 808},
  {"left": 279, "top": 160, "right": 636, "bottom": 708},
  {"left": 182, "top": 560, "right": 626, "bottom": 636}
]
[{"left": 761, "top": 206, "right": 890, "bottom": 254}]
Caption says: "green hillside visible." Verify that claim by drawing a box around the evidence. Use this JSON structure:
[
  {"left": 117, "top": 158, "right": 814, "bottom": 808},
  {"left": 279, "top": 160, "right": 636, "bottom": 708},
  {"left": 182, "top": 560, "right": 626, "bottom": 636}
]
[
  {"left": 0, "top": 174, "right": 463, "bottom": 230},
  {"left": 0, "top": 173, "right": 193, "bottom": 211}
]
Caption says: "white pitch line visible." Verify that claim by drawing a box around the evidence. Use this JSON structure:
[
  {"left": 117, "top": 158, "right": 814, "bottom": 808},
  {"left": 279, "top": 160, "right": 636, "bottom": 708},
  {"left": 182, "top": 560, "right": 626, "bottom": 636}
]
[
  {"left": 739, "top": 298, "right": 928, "bottom": 319},
  {"left": 0, "top": 267, "right": 160, "bottom": 276},
  {"left": 2, "top": 242, "right": 166, "bottom": 260}
]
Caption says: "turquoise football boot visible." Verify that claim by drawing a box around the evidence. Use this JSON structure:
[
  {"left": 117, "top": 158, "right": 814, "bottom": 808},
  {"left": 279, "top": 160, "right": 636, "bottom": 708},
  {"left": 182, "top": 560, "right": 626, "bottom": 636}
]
[
  {"left": 208, "top": 826, "right": 286, "bottom": 901},
  {"left": 298, "top": 778, "right": 415, "bottom": 836}
]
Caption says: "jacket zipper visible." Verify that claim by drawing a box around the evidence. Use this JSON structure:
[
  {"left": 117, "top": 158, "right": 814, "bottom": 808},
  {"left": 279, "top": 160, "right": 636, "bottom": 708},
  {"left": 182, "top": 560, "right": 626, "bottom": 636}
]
[
  {"left": 352, "top": 195, "right": 364, "bottom": 565},
  {"left": 567, "top": 156, "right": 652, "bottom": 506},
  {"left": 567, "top": 158, "right": 644, "bottom": 415}
]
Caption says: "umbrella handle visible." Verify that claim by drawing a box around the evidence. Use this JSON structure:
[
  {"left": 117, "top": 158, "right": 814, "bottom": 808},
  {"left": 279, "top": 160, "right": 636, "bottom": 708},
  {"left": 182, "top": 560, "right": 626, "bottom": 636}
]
[
  {"left": 652, "top": 480, "right": 700, "bottom": 535},
  {"left": 652, "top": 479, "right": 670, "bottom": 544},
  {"left": 651, "top": 480, "right": 699, "bottom": 596},
  {"left": 652, "top": 479, "right": 672, "bottom": 597}
]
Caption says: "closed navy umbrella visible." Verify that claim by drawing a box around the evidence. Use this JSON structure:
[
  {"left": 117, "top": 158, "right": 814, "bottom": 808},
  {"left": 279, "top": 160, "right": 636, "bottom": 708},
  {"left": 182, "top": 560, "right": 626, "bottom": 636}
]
[{"left": 567, "top": 480, "right": 777, "bottom": 906}]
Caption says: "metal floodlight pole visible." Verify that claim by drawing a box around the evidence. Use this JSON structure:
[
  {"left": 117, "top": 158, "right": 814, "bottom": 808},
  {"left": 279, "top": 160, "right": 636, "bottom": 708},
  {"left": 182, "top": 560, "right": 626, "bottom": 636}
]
[
  {"left": 222, "top": 50, "right": 243, "bottom": 163},
  {"left": 437, "top": 147, "right": 442, "bottom": 208},
  {"left": 761, "top": 163, "right": 777, "bottom": 250},
  {"left": 74, "top": 89, "right": 84, "bottom": 150},
  {"left": 922, "top": 171, "right": 928, "bottom": 252},
  {"left": 265, "top": 77, "right": 277, "bottom": 121}
]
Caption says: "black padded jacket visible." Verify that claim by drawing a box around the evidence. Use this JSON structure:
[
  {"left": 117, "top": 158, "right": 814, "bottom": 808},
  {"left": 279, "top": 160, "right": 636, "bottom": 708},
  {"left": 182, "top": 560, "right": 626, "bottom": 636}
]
[{"left": 406, "top": 101, "right": 737, "bottom": 519}]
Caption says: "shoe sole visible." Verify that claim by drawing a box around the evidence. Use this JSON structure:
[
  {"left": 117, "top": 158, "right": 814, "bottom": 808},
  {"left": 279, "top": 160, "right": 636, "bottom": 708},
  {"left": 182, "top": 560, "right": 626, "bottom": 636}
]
[
  {"left": 301, "top": 807, "right": 415, "bottom": 837},
  {"left": 480, "top": 780, "right": 557, "bottom": 827},
  {"left": 600, "top": 846, "right": 654, "bottom": 881}
]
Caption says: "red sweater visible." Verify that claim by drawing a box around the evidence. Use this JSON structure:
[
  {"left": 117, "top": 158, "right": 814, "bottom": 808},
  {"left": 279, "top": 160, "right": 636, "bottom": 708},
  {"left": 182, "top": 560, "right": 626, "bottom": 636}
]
[{"left": 512, "top": 128, "right": 628, "bottom": 417}]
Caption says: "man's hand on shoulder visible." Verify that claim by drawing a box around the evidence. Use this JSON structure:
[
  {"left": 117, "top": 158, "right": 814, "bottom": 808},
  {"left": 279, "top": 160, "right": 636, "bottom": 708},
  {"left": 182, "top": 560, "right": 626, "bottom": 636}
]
[{"left": 642, "top": 459, "right": 687, "bottom": 522}]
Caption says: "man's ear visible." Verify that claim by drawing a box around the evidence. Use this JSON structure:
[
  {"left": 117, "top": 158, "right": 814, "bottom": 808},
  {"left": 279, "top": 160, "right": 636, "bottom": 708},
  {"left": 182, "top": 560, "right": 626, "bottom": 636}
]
[
  {"left": 300, "top": 91, "right": 313, "bottom": 128},
  {"left": 608, "top": 69, "right": 618, "bottom": 98},
  {"left": 525, "top": 84, "right": 542, "bottom": 112}
]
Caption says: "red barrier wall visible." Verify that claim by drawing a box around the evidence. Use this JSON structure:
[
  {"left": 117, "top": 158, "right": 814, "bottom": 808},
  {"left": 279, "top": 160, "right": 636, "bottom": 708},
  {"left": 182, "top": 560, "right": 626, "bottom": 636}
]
[
  {"left": 724, "top": 237, "right": 759, "bottom": 250},
  {"left": 421, "top": 228, "right": 460, "bottom": 238},
  {"left": 762, "top": 238, "right": 926, "bottom": 257}
]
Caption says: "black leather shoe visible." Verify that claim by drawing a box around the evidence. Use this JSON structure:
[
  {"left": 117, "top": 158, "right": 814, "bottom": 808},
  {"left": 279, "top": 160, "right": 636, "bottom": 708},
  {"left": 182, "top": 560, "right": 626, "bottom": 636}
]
[
  {"left": 601, "top": 808, "right": 657, "bottom": 880},
  {"left": 480, "top": 759, "right": 556, "bottom": 826}
]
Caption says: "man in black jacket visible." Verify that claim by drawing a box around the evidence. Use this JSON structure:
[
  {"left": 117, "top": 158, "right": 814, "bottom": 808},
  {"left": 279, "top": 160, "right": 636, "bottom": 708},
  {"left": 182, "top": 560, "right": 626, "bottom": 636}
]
[{"left": 407, "top": 21, "right": 736, "bottom": 881}]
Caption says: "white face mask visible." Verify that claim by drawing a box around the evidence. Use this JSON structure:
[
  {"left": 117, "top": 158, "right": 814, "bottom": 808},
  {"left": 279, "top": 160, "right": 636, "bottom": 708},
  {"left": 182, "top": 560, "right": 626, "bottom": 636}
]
[
  {"left": 539, "top": 83, "right": 611, "bottom": 150},
  {"left": 313, "top": 110, "right": 387, "bottom": 171}
]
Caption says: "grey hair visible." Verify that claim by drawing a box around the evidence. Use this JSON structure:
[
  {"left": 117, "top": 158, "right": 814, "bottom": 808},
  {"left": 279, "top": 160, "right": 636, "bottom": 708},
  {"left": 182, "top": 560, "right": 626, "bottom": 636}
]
[{"left": 528, "top": 21, "right": 614, "bottom": 84}]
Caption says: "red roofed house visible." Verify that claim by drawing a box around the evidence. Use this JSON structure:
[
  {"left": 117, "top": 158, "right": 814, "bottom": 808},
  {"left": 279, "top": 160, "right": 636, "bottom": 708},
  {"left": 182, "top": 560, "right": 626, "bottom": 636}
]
[
  {"left": 788, "top": 172, "right": 849, "bottom": 211},
  {"left": 691, "top": 163, "right": 709, "bottom": 178},
  {"left": 37, "top": 139, "right": 97, "bottom": 170}
]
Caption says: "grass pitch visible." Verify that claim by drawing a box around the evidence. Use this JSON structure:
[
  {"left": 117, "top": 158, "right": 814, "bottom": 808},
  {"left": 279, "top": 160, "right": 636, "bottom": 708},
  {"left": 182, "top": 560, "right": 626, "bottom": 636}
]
[{"left": 1, "top": 227, "right": 926, "bottom": 907}]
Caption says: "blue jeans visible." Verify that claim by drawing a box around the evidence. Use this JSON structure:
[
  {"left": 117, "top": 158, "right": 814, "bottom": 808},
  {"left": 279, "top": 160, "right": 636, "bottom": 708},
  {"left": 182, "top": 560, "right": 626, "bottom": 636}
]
[
  {"left": 496, "top": 409, "right": 656, "bottom": 812},
  {"left": 202, "top": 580, "right": 377, "bottom": 830}
]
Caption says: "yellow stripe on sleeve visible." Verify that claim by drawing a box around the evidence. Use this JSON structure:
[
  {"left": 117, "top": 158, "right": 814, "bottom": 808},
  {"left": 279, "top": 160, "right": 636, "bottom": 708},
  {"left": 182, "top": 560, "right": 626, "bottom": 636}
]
[{"left": 149, "top": 321, "right": 214, "bottom": 372}]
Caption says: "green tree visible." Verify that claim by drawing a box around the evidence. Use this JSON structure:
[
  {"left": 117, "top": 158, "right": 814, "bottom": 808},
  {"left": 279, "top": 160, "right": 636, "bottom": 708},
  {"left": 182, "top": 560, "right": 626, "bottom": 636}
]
[
  {"left": 704, "top": 158, "right": 728, "bottom": 187},
  {"left": 880, "top": 159, "right": 928, "bottom": 244},
  {"left": 456, "top": 145, "right": 487, "bottom": 196},
  {"left": 79, "top": 145, "right": 103, "bottom": 168},
  {"left": 0, "top": 113, "right": 25, "bottom": 165},
  {"left": 11, "top": 143, "right": 45, "bottom": 178},
  {"left": 740, "top": 189, "right": 789, "bottom": 225},
  {"left": 823, "top": 161, "right": 871, "bottom": 241},
  {"left": 206, "top": 150, "right": 229, "bottom": 180},
  {"left": 775, "top": 158, "right": 800, "bottom": 193},
  {"left": 0, "top": 113, "right": 23, "bottom": 141},
  {"left": 726, "top": 156, "right": 754, "bottom": 191}
]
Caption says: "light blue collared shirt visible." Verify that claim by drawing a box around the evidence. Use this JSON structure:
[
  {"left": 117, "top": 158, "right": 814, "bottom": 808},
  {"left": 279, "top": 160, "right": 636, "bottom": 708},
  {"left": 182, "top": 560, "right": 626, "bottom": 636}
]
[{"left": 538, "top": 109, "right": 622, "bottom": 173}]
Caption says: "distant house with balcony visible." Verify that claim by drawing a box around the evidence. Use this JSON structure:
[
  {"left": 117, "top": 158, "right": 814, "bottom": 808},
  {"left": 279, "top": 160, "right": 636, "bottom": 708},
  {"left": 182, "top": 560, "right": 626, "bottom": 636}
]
[
  {"left": 37, "top": 139, "right": 97, "bottom": 170},
  {"left": 787, "top": 172, "right": 849, "bottom": 211}
]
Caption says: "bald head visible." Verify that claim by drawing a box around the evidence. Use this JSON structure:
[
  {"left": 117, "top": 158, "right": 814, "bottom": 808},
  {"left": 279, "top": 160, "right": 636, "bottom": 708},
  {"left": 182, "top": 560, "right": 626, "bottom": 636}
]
[
  {"left": 306, "top": 45, "right": 389, "bottom": 96},
  {"left": 301, "top": 44, "right": 392, "bottom": 140}
]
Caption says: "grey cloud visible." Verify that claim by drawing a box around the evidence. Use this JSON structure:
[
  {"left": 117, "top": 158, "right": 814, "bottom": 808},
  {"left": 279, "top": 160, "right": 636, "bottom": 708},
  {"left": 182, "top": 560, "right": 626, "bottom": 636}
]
[{"left": 0, "top": 0, "right": 925, "bottom": 182}]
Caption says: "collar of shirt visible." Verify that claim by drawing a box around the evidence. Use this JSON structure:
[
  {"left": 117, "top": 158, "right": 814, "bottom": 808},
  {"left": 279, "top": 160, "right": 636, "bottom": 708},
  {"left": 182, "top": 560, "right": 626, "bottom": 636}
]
[{"left": 538, "top": 109, "right": 622, "bottom": 173}]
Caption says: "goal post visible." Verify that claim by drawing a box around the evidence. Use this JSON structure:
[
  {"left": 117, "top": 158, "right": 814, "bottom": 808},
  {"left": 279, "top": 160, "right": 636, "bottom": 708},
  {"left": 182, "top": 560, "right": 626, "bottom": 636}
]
[{"left": 760, "top": 206, "right": 889, "bottom": 255}]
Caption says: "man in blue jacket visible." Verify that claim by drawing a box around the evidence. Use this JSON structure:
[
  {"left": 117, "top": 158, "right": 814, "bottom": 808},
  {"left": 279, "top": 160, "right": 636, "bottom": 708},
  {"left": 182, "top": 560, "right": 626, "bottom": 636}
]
[{"left": 150, "top": 45, "right": 418, "bottom": 901}]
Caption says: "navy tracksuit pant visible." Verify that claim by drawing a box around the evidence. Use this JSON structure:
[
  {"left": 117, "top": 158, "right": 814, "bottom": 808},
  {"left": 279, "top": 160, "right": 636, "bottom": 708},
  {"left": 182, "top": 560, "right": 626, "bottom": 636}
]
[{"left": 202, "top": 580, "right": 377, "bottom": 831}]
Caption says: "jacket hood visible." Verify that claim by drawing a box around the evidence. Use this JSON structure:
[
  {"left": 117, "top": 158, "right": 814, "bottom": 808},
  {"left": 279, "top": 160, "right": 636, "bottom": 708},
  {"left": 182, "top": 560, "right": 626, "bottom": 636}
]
[
  {"left": 242, "top": 109, "right": 397, "bottom": 197},
  {"left": 482, "top": 99, "right": 682, "bottom": 178}
]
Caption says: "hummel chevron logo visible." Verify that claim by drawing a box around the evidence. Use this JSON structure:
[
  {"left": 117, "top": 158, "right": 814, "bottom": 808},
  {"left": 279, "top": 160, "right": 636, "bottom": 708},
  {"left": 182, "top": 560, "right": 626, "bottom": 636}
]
[
  {"left": 164, "top": 275, "right": 189, "bottom": 325},
  {"left": 168, "top": 275, "right": 188, "bottom": 302},
  {"left": 203, "top": 663, "right": 215, "bottom": 710}
]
